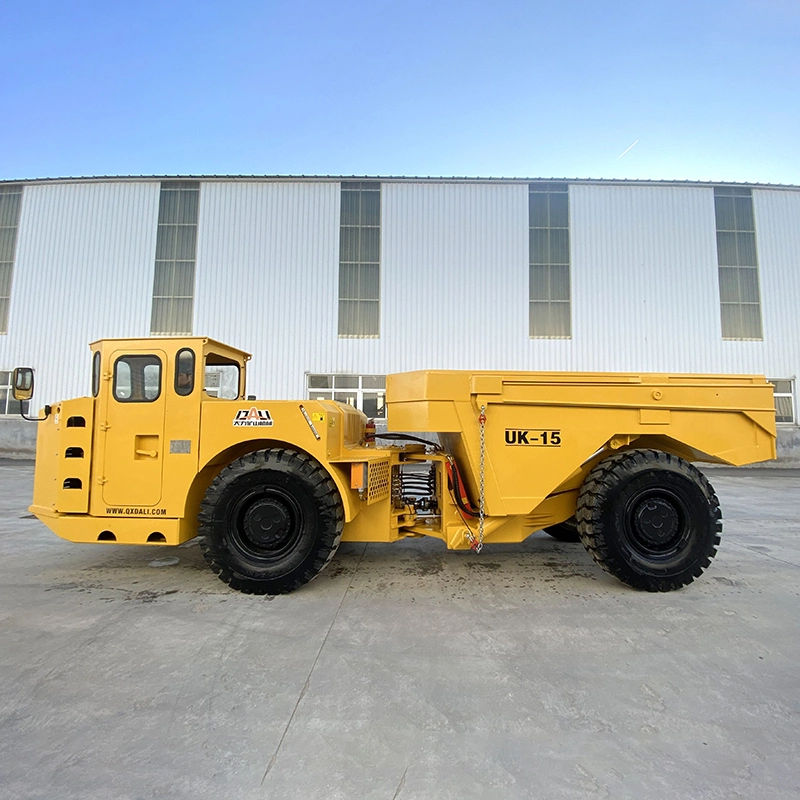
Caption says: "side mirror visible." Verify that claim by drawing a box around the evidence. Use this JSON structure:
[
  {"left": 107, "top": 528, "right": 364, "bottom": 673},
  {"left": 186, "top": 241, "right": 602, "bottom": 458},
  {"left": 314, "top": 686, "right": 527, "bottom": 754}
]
[{"left": 12, "top": 367, "right": 34, "bottom": 401}]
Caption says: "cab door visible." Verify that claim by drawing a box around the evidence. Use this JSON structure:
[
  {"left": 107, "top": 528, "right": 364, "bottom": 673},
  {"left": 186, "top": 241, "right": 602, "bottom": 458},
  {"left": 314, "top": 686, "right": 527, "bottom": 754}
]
[{"left": 101, "top": 349, "right": 167, "bottom": 507}]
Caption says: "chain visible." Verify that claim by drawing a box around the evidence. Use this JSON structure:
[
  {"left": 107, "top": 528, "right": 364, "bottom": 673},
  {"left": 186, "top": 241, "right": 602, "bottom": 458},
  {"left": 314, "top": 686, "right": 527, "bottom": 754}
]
[{"left": 474, "top": 404, "right": 487, "bottom": 553}]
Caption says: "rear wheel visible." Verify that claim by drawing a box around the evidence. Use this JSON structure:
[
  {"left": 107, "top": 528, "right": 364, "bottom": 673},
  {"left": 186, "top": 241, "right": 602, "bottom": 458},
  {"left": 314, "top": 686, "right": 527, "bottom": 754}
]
[
  {"left": 544, "top": 517, "right": 580, "bottom": 542},
  {"left": 199, "top": 449, "right": 344, "bottom": 594},
  {"left": 576, "top": 449, "right": 721, "bottom": 591}
]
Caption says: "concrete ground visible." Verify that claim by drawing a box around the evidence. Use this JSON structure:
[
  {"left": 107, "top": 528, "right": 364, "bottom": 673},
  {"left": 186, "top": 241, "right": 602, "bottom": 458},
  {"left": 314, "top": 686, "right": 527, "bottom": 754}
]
[{"left": 1, "top": 463, "right": 798, "bottom": 800}]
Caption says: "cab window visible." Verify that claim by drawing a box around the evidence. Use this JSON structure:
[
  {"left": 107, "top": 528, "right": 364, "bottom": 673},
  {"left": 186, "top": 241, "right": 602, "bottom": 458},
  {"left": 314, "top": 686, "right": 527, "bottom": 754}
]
[
  {"left": 175, "top": 348, "right": 195, "bottom": 396},
  {"left": 92, "top": 351, "right": 101, "bottom": 397},
  {"left": 204, "top": 353, "right": 240, "bottom": 399},
  {"left": 114, "top": 355, "right": 162, "bottom": 402}
]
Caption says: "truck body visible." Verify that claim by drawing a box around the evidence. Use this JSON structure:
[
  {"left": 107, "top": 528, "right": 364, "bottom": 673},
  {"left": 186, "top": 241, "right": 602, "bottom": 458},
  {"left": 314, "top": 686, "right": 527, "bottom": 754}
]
[{"left": 21, "top": 336, "right": 777, "bottom": 593}]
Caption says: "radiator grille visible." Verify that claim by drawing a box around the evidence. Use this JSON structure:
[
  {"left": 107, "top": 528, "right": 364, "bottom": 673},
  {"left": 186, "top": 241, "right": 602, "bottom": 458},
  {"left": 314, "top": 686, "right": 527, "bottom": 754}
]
[{"left": 367, "top": 460, "right": 391, "bottom": 505}]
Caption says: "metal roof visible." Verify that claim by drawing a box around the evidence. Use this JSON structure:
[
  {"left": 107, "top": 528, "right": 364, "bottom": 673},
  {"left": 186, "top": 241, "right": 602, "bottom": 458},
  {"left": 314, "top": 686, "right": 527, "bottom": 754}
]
[{"left": 1, "top": 174, "right": 799, "bottom": 191}]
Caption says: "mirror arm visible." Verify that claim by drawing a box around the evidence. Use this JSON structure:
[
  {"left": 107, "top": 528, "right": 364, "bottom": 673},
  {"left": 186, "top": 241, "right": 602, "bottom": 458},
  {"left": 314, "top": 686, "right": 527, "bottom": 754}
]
[{"left": 19, "top": 405, "right": 51, "bottom": 423}]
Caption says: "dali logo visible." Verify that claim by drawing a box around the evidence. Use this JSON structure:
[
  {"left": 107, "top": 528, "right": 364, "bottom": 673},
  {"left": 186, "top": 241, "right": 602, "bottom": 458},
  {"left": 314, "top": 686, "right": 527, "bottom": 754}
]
[{"left": 233, "top": 407, "right": 274, "bottom": 427}]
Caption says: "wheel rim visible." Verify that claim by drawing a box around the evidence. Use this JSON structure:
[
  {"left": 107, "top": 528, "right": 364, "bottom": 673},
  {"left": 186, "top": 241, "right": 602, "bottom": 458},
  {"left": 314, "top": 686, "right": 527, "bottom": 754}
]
[
  {"left": 227, "top": 485, "right": 306, "bottom": 563},
  {"left": 621, "top": 487, "right": 692, "bottom": 560}
]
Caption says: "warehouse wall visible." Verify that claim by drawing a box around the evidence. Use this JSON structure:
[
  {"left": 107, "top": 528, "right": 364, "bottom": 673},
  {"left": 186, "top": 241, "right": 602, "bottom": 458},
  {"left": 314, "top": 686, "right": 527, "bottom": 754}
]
[{"left": 0, "top": 177, "right": 797, "bottom": 459}]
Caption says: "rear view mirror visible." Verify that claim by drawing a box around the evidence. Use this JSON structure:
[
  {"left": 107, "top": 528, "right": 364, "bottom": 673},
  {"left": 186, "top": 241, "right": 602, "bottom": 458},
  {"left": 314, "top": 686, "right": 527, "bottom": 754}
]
[{"left": 12, "top": 367, "right": 34, "bottom": 401}]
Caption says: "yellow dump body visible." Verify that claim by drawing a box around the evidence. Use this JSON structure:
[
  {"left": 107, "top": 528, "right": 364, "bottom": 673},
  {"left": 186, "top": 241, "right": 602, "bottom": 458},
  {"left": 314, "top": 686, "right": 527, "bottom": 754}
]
[{"left": 386, "top": 370, "right": 776, "bottom": 546}]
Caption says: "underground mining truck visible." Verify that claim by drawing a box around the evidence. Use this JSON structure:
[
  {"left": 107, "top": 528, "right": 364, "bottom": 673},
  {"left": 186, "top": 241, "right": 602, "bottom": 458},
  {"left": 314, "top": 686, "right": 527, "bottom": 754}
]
[{"left": 12, "top": 336, "right": 777, "bottom": 594}]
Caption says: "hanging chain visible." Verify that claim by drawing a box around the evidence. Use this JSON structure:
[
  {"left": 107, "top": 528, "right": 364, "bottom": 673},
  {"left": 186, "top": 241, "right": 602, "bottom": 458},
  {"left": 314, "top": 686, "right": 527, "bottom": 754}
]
[{"left": 474, "top": 404, "right": 487, "bottom": 553}]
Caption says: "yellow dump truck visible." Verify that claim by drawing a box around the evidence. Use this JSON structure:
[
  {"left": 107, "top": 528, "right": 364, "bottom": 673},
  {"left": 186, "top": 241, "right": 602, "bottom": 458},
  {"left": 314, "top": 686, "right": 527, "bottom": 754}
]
[{"left": 13, "top": 336, "right": 777, "bottom": 594}]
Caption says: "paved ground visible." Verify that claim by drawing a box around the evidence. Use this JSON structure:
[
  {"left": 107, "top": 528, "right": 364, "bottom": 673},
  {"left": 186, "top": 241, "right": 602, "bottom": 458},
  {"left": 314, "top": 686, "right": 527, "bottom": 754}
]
[{"left": 0, "top": 463, "right": 798, "bottom": 800}]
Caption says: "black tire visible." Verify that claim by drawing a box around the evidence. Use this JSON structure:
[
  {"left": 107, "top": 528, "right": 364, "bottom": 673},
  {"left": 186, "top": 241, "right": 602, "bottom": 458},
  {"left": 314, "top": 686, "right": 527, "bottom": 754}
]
[
  {"left": 576, "top": 449, "right": 721, "bottom": 592},
  {"left": 544, "top": 517, "right": 580, "bottom": 542},
  {"left": 198, "top": 449, "right": 344, "bottom": 594}
]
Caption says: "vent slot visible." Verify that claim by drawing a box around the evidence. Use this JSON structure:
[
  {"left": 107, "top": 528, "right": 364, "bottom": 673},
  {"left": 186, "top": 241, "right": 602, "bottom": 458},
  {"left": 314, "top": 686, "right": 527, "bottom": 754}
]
[
  {"left": 98, "top": 531, "right": 116, "bottom": 541},
  {"left": 63, "top": 478, "right": 82, "bottom": 489},
  {"left": 65, "top": 447, "right": 84, "bottom": 458},
  {"left": 66, "top": 416, "right": 86, "bottom": 428}
]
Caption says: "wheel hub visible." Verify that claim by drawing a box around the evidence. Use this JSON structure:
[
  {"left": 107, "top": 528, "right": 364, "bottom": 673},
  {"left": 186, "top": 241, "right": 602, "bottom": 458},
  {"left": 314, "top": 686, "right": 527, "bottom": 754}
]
[
  {"left": 242, "top": 498, "right": 294, "bottom": 549},
  {"left": 632, "top": 497, "right": 680, "bottom": 547}
]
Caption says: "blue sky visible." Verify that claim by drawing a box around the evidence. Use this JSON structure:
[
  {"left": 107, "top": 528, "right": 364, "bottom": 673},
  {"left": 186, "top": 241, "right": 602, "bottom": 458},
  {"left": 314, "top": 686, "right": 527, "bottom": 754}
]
[{"left": 2, "top": 0, "right": 798, "bottom": 183}]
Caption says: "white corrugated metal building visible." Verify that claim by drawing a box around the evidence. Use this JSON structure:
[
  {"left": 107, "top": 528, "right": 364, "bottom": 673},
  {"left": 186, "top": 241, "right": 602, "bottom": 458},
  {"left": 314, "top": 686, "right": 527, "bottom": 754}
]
[{"left": 0, "top": 175, "right": 797, "bottom": 458}]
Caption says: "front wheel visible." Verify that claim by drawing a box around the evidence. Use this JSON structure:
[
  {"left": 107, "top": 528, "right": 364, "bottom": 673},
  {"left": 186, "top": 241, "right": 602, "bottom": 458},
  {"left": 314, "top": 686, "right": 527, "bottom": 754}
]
[
  {"left": 576, "top": 449, "right": 721, "bottom": 591},
  {"left": 199, "top": 449, "right": 344, "bottom": 594}
]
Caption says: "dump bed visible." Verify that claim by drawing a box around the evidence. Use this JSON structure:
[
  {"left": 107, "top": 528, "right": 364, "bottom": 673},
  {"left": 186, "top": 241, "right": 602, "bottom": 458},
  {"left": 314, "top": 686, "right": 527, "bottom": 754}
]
[{"left": 386, "top": 371, "right": 777, "bottom": 517}]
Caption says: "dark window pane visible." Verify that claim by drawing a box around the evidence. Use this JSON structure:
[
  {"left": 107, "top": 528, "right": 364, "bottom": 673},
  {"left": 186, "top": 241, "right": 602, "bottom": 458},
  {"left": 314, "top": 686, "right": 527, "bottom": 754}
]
[
  {"left": 362, "top": 393, "right": 386, "bottom": 418},
  {"left": 718, "top": 267, "right": 740, "bottom": 303},
  {"left": 152, "top": 261, "right": 174, "bottom": 297},
  {"left": 360, "top": 300, "right": 379, "bottom": 335},
  {"left": 360, "top": 227, "right": 380, "bottom": 263},
  {"left": 770, "top": 380, "right": 792, "bottom": 394},
  {"left": 334, "top": 391, "right": 358, "bottom": 407},
  {"left": 338, "top": 299, "right": 359, "bottom": 335},
  {"left": 530, "top": 229, "right": 549, "bottom": 264},
  {"left": 529, "top": 302, "right": 551, "bottom": 337},
  {"left": 155, "top": 225, "right": 177, "bottom": 259},
  {"left": 308, "top": 374, "right": 332, "bottom": 389},
  {"left": 550, "top": 302, "right": 571, "bottom": 337},
  {"left": 309, "top": 390, "right": 333, "bottom": 401},
  {"left": 0, "top": 228, "right": 17, "bottom": 262},
  {"left": 150, "top": 297, "right": 171, "bottom": 333},
  {"left": 549, "top": 192, "right": 569, "bottom": 228},
  {"left": 740, "top": 303, "right": 762, "bottom": 339},
  {"left": 334, "top": 375, "right": 359, "bottom": 389},
  {"left": 362, "top": 375, "right": 385, "bottom": 389},
  {"left": 716, "top": 232, "right": 738, "bottom": 266},
  {"left": 173, "top": 262, "right": 195, "bottom": 297},
  {"left": 339, "top": 264, "right": 359, "bottom": 299},
  {"left": 738, "top": 267, "right": 760, "bottom": 302},
  {"left": 528, "top": 192, "right": 549, "bottom": 227},
  {"left": 0, "top": 192, "right": 21, "bottom": 228},
  {"left": 361, "top": 190, "right": 380, "bottom": 226},
  {"left": 720, "top": 303, "right": 741, "bottom": 338},
  {"left": 733, "top": 196, "right": 754, "bottom": 231},
  {"left": 775, "top": 395, "right": 793, "bottom": 423},
  {"left": 360, "top": 264, "right": 380, "bottom": 300},
  {"left": 737, "top": 232, "right": 757, "bottom": 266},
  {"left": 340, "top": 191, "right": 360, "bottom": 225},
  {"left": 339, "top": 227, "right": 360, "bottom": 262},
  {"left": 174, "top": 225, "right": 197, "bottom": 261},
  {"left": 714, "top": 196, "right": 735, "bottom": 231},
  {"left": 178, "top": 189, "right": 199, "bottom": 224},
  {"left": 530, "top": 265, "right": 548, "bottom": 301},
  {"left": 172, "top": 298, "right": 193, "bottom": 334},
  {"left": 549, "top": 229, "right": 570, "bottom": 264},
  {"left": 550, "top": 265, "right": 570, "bottom": 301},
  {"left": 158, "top": 190, "right": 180, "bottom": 224},
  {"left": 0, "top": 263, "right": 11, "bottom": 296}
]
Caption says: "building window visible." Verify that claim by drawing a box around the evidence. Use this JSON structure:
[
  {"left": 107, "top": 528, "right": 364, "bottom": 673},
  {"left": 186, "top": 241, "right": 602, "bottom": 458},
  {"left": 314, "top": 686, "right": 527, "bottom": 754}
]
[
  {"left": 151, "top": 181, "right": 199, "bottom": 335},
  {"left": 308, "top": 374, "right": 386, "bottom": 418},
  {"left": 714, "top": 187, "right": 763, "bottom": 340},
  {"left": 0, "top": 370, "right": 30, "bottom": 416},
  {"left": 0, "top": 184, "right": 23, "bottom": 335},
  {"left": 529, "top": 182, "right": 571, "bottom": 338},
  {"left": 770, "top": 380, "right": 795, "bottom": 424},
  {"left": 339, "top": 182, "right": 380, "bottom": 337}
]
